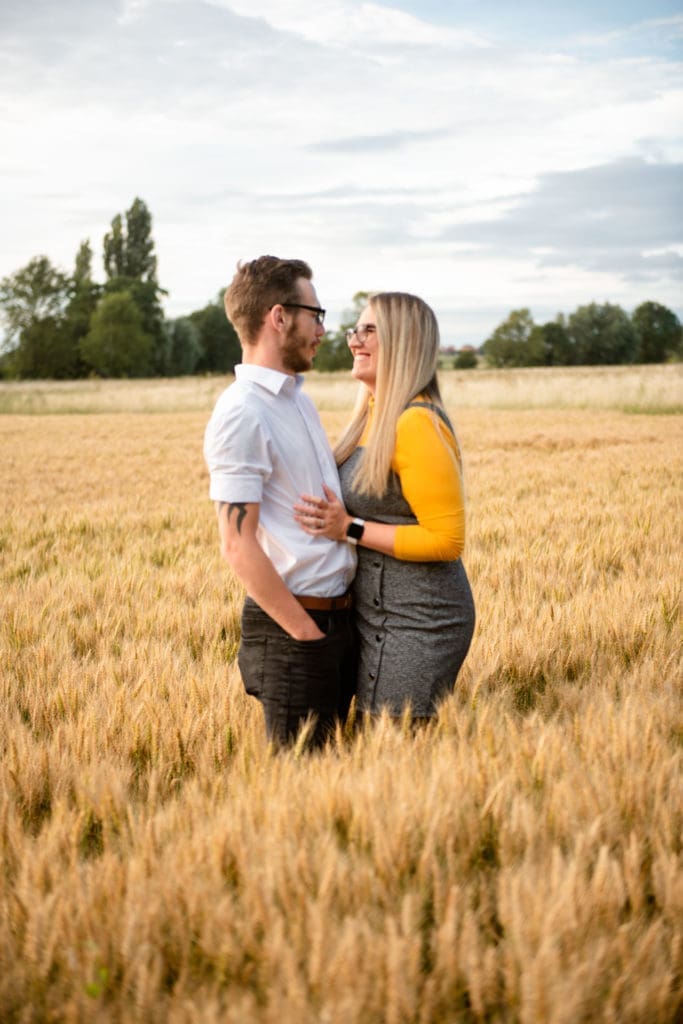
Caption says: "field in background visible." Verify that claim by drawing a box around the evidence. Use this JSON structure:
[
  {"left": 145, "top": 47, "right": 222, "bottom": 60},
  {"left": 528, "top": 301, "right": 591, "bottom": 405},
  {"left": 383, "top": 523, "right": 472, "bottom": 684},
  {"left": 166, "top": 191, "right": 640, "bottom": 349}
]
[
  {"left": 1, "top": 369, "right": 682, "bottom": 1022},
  {"left": 0, "top": 363, "right": 681, "bottom": 415}
]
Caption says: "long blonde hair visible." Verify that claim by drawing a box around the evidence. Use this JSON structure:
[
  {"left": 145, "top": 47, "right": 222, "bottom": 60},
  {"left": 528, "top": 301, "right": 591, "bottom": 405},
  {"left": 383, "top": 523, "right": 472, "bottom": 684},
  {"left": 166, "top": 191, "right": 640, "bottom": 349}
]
[{"left": 335, "top": 292, "right": 456, "bottom": 497}]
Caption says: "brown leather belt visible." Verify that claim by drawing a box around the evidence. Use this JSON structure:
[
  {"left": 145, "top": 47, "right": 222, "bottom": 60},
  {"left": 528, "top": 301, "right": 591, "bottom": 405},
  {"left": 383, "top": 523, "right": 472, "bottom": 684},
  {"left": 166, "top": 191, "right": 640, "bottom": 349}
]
[{"left": 295, "top": 592, "right": 353, "bottom": 611}]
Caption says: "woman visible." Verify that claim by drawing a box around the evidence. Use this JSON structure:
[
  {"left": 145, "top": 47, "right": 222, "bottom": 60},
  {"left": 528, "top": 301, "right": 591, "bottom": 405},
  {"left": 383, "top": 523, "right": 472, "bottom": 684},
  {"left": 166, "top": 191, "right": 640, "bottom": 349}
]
[{"left": 294, "top": 292, "right": 475, "bottom": 720}]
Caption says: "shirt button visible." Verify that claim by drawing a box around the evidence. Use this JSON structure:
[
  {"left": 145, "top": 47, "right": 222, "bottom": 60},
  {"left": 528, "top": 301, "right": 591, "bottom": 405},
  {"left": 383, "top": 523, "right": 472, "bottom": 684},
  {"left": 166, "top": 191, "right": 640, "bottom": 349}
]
[
  {"left": 375, "top": 635, "right": 382, "bottom": 643},
  {"left": 369, "top": 673, "right": 375, "bottom": 680},
  {"left": 373, "top": 561, "right": 380, "bottom": 568},
  {"left": 373, "top": 598, "right": 380, "bottom": 607}
]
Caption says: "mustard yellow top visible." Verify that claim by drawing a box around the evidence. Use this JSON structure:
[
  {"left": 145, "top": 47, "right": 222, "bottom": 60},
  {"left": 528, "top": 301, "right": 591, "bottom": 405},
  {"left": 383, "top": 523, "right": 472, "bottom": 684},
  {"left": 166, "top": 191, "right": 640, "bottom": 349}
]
[{"left": 359, "top": 400, "right": 466, "bottom": 562}]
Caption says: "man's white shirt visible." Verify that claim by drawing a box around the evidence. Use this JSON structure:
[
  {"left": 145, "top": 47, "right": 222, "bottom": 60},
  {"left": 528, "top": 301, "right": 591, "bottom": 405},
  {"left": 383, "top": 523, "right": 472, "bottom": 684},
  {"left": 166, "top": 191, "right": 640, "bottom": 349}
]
[{"left": 204, "top": 364, "right": 356, "bottom": 596}]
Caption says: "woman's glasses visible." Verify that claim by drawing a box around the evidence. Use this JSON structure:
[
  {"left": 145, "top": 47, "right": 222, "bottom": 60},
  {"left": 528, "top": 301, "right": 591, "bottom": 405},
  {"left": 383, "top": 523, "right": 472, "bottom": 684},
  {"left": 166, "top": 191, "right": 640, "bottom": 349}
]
[{"left": 346, "top": 324, "right": 376, "bottom": 343}]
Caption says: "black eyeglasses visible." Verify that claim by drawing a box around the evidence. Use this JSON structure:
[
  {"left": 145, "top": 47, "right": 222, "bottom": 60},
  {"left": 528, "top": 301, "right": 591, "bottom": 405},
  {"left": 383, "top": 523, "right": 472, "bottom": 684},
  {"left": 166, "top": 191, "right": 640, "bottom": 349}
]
[
  {"left": 346, "top": 324, "right": 376, "bottom": 343},
  {"left": 279, "top": 302, "right": 326, "bottom": 325}
]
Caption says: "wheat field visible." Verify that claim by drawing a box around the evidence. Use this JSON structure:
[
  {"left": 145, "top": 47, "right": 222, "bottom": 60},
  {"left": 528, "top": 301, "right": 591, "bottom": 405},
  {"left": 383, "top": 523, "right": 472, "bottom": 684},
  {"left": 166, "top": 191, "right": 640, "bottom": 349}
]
[{"left": 1, "top": 367, "right": 682, "bottom": 1023}]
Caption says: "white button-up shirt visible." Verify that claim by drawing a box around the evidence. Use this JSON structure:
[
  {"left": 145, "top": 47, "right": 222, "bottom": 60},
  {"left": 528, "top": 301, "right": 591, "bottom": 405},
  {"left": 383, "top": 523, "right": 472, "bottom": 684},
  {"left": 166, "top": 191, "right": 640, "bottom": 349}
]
[{"left": 204, "top": 364, "right": 356, "bottom": 597}]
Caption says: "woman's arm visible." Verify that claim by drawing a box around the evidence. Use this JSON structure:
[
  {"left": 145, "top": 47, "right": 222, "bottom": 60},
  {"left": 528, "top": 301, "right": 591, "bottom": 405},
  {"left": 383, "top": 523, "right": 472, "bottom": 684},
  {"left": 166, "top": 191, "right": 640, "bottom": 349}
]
[
  {"left": 294, "top": 408, "right": 465, "bottom": 562},
  {"left": 392, "top": 408, "right": 465, "bottom": 561}
]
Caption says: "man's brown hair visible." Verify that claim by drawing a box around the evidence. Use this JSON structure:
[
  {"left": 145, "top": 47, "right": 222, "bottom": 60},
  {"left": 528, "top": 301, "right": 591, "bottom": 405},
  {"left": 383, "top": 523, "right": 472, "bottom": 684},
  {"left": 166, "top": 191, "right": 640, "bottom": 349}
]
[{"left": 224, "top": 256, "right": 312, "bottom": 344}]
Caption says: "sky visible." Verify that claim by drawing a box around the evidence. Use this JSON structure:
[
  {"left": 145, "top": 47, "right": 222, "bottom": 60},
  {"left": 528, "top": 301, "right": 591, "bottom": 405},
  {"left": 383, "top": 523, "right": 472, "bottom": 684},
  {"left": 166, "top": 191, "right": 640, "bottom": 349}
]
[{"left": 1, "top": 0, "right": 682, "bottom": 346}]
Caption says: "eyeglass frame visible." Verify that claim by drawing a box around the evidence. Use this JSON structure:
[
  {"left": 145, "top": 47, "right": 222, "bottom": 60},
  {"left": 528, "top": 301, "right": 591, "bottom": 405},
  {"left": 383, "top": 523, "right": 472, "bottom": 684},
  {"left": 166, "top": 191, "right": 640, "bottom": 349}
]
[
  {"left": 276, "top": 302, "right": 326, "bottom": 326},
  {"left": 346, "top": 324, "right": 376, "bottom": 343}
]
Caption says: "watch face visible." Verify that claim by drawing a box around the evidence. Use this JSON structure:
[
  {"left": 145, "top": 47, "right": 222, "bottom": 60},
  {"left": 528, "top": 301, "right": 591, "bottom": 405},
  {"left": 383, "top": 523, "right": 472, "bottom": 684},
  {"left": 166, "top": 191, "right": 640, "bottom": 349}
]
[{"left": 347, "top": 519, "right": 365, "bottom": 541}]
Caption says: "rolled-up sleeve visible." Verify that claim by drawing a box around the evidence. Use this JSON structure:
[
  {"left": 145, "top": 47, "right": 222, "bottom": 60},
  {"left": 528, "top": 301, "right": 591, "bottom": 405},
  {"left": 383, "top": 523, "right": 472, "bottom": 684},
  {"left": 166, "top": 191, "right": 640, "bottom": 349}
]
[{"left": 203, "top": 401, "right": 271, "bottom": 503}]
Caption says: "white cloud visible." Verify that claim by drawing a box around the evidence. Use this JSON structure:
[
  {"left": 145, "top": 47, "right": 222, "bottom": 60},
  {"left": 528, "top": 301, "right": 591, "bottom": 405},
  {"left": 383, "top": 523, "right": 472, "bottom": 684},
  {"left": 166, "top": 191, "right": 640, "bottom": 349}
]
[
  {"left": 1, "top": 0, "right": 681, "bottom": 345},
  {"left": 205, "top": 0, "right": 492, "bottom": 49}
]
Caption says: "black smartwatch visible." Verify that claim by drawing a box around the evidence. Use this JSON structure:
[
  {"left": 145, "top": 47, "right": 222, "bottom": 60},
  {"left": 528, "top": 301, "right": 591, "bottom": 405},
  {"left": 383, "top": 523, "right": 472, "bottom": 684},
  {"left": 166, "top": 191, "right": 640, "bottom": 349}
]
[{"left": 346, "top": 517, "right": 365, "bottom": 545}]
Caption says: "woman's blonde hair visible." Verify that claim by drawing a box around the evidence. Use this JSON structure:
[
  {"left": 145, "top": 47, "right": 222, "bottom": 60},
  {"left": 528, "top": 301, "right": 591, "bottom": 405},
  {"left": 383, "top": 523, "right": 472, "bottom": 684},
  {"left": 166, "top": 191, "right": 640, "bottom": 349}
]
[{"left": 335, "top": 291, "right": 457, "bottom": 497}]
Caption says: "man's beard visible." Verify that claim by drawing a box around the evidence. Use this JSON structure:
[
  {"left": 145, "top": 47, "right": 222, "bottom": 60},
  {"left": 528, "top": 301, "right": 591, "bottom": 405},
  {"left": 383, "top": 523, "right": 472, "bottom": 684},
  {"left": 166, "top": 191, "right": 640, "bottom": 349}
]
[{"left": 281, "top": 322, "right": 315, "bottom": 373}]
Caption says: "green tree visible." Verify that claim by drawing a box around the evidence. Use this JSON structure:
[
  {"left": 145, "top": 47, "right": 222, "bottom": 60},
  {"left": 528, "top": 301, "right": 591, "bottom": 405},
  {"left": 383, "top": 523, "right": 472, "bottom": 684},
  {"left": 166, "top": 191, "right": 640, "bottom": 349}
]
[
  {"left": 102, "top": 199, "right": 166, "bottom": 374},
  {"left": 81, "top": 291, "right": 153, "bottom": 377},
  {"left": 631, "top": 301, "right": 682, "bottom": 363},
  {"left": 74, "top": 239, "right": 94, "bottom": 285},
  {"left": 165, "top": 317, "right": 202, "bottom": 376},
  {"left": 482, "top": 308, "right": 540, "bottom": 367},
  {"left": 0, "top": 256, "right": 74, "bottom": 378},
  {"left": 62, "top": 241, "right": 102, "bottom": 378},
  {"left": 103, "top": 214, "right": 125, "bottom": 279},
  {"left": 9, "top": 317, "right": 80, "bottom": 379},
  {"left": 529, "top": 318, "right": 575, "bottom": 366},
  {"left": 0, "top": 256, "right": 70, "bottom": 344},
  {"left": 314, "top": 332, "right": 354, "bottom": 372},
  {"left": 122, "top": 198, "right": 157, "bottom": 280},
  {"left": 124, "top": 279, "right": 167, "bottom": 374},
  {"left": 315, "top": 291, "right": 368, "bottom": 371},
  {"left": 190, "top": 292, "right": 241, "bottom": 373},
  {"left": 567, "top": 303, "right": 637, "bottom": 365},
  {"left": 453, "top": 348, "right": 478, "bottom": 369}
]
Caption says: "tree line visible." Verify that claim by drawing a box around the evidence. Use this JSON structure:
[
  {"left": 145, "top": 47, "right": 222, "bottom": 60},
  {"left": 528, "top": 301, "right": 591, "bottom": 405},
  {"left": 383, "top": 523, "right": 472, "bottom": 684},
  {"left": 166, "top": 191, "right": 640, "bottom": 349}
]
[
  {"left": 0, "top": 198, "right": 240, "bottom": 380},
  {"left": 473, "top": 303, "right": 682, "bottom": 369},
  {"left": 1, "top": 198, "right": 680, "bottom": 379}
]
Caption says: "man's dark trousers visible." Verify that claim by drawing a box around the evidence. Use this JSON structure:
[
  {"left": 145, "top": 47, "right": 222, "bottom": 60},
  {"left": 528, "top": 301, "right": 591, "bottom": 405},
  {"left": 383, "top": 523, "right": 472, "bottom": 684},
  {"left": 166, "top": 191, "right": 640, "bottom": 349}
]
[{"left": 238, "top": 597, "right": 357, "bottom": 748}]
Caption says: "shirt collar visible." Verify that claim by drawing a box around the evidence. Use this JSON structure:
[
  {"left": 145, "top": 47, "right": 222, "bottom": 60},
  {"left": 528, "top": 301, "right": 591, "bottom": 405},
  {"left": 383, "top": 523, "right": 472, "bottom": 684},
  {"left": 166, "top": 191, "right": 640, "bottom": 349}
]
[{"left": 235, "top": 363, "right": 303, "bottom": 395}]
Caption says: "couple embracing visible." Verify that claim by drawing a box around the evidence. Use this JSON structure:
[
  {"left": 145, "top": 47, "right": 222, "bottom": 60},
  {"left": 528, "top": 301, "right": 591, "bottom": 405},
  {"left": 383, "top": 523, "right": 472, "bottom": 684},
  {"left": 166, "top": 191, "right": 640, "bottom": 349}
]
[{"left": 204, "top": 255, "right": 475, "bottom": 749}]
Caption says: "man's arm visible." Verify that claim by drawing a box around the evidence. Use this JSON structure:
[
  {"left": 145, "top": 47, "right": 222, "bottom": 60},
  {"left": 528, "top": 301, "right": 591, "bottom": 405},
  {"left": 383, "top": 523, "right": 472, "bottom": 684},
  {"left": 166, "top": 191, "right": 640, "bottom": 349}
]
[{"left": 216, "top": 501, "right": 324, "bottom": 641}]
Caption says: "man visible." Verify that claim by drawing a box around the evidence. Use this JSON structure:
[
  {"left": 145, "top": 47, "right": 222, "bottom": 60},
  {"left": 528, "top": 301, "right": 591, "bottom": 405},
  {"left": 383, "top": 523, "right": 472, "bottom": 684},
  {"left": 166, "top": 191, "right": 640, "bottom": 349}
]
[{"left": 204, "top": 256, "right": 357, "bottom": 748}]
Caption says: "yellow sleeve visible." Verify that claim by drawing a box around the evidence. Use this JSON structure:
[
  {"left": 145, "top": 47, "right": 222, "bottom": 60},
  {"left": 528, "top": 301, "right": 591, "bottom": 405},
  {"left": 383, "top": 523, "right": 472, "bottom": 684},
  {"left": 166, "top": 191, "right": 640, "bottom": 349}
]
[{"left": 392, "top": 407, "right": 466, "bottom": 562}]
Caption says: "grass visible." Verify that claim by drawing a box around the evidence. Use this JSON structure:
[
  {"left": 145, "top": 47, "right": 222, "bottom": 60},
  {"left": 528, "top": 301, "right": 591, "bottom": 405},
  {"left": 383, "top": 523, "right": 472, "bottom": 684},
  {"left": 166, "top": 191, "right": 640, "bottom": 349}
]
[
  {"left": 0, "top": 369, "right": 681, "bottom": 1022},
  {"left": 0, "top": 363, "right": 681, "bottom": 415}
]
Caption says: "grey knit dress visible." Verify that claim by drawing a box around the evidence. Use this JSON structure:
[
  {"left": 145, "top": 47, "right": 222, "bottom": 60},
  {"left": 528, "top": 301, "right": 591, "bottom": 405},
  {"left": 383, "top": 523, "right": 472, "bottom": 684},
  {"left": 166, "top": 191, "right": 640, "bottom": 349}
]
[{"left": 339, "top": 438, "right": 475, "bottom": 718}]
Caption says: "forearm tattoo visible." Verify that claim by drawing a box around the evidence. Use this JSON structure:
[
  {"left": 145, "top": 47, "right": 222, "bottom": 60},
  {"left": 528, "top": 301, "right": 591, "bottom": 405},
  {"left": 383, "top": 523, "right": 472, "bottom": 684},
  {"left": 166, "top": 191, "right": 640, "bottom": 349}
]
[{"left": 220, "top": 501, "right": 248, "bottom": 534}]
